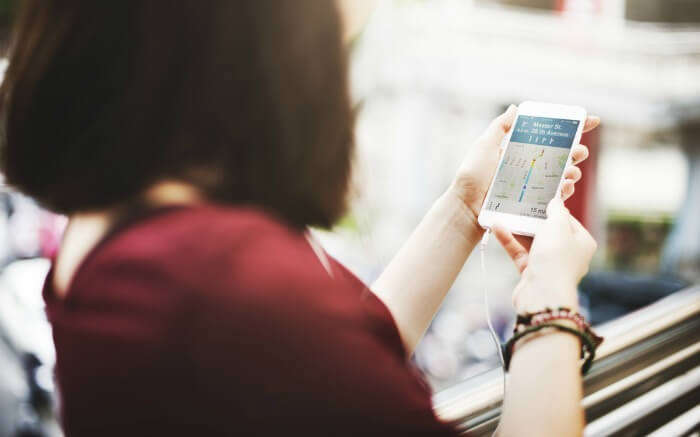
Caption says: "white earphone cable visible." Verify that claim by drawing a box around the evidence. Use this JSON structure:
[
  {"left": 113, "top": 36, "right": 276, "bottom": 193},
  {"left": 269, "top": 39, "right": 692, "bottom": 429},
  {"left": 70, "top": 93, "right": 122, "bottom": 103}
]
[{"left": 480, "top": 228, "right": 506, "bottom": 436}]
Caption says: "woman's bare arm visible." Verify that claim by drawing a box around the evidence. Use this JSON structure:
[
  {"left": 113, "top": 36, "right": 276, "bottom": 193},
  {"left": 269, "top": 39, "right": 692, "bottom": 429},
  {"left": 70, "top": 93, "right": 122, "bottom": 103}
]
[
  {"left": 372, "top": 108, "right": 597, "bottom": 355},
  {"left": 500, "top": 325, "right": 584, "bottom": 436},
  {"left": 371, "top": 107, "right": 518, "bottom": 354},
  {"left": 371, "top": 187, "right": 482, "bottom": 354}
]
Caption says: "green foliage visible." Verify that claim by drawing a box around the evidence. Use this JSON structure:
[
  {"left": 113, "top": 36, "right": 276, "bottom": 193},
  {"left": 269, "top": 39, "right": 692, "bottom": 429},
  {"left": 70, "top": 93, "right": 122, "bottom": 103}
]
[{"left": 0, "top": 0, "right": 15, "bottom": 26}]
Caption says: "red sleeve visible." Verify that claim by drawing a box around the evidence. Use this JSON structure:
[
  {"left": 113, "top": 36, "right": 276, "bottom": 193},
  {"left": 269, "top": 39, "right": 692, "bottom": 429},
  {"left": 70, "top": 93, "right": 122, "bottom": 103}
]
[{"left": 185, "top": 221, "right": 457, "bottom": 436}]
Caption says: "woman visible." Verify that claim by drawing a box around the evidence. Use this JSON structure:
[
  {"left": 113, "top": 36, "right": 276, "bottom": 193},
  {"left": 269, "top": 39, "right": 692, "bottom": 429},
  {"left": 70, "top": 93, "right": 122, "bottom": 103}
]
[{"left": 1, "top": 1, "right": 599, "bottom": 436}]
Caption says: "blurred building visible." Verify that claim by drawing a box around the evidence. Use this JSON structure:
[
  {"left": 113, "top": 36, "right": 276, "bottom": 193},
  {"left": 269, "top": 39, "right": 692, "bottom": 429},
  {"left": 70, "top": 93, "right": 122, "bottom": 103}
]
[{"left": 320, "top": 0, "right": 700, "bottom": 390}]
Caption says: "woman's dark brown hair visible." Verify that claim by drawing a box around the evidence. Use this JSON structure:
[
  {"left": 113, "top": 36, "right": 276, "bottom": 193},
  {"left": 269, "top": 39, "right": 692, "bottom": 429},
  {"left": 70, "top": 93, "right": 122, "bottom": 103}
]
[{"left": 0, "top": 0, "right": 354, "bottom": 228}]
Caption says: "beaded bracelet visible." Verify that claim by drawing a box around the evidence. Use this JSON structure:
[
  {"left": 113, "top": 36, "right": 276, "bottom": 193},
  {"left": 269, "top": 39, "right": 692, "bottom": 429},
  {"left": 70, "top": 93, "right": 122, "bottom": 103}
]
[
  {"left": 503, "top": 308, "right": 604, "bottom": 375},
  {"left": 515, "top": 307, "right": 591, "bottom": 333}
]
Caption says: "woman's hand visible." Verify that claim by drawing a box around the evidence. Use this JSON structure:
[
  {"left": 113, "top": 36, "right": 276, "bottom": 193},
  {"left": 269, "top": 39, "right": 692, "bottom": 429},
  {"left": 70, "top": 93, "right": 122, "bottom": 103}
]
[
  {"left": 449, "top": 105, "right": 600, "bottom": 229},
  {"left": 496, "top": 198, "right": 594, "bottom": 436},
  {"left": 493, "top": 197, "right": 597, "bottom": 313},
  {"left": 374, "top": 105, "right": 599, "bottom": 354}
]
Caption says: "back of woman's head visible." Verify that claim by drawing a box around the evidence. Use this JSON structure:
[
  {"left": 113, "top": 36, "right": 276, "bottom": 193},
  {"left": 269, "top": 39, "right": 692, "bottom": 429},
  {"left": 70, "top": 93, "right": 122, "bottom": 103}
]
[{"left": 0, "top": 0, "right": 354, "bottom": 228}]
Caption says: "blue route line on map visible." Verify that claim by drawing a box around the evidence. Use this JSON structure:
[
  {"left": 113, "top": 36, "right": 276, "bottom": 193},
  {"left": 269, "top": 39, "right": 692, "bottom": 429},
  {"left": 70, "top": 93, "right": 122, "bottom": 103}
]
[{"left": 518, "top": 160, "right": 535, "bottom": 202}]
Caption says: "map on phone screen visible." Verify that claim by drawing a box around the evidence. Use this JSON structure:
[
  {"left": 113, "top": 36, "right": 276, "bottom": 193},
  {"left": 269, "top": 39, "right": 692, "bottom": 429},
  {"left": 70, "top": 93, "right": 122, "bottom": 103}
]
[{"left": 485, "top": 116, "right": 580, "bottom": 219}]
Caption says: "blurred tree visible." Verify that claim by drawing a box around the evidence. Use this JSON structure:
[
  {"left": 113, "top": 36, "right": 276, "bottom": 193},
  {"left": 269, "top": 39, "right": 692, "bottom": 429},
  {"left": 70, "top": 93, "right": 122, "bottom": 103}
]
[{"left": 0, "top": 0, "right": 16, "bottom": 45}]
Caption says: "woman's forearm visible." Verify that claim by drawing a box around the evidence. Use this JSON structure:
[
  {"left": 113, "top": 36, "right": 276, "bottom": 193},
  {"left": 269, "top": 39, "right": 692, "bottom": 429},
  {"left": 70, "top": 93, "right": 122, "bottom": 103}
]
[
  {"left": 372, "top": 186, "right": 483, "bottom": 354},
  {"left": 492, "top": 199, "right": 594, "bottom": 436},
  {"left": 499, "top": 331, "right": 584, "bottom": 436},
  {"left": 498, "top": 282, "right": 585, "bottom": 436}
]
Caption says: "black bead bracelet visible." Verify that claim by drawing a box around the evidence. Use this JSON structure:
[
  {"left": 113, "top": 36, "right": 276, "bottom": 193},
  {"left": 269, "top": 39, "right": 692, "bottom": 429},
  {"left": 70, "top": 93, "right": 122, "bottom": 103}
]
[{"left": 503, "top": 322, "right": 603, "bottom": 375}]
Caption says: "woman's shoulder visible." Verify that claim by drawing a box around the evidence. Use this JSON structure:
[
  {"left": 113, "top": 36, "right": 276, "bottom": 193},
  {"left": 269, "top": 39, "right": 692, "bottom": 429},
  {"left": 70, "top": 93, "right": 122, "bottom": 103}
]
[
  {"left": 96, "top": 203, "right": 325, "bottom": 270},
  {"left": 122, "top": 203, "right": 305, "bottom": 250},
  {"left": 82, "top": 204, "right": 358, "bottom": 306}
]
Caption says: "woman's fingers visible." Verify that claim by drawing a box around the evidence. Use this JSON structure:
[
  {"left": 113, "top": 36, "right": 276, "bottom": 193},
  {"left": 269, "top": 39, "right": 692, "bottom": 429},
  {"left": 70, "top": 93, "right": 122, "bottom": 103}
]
[
  {"left": 563, "top": 148, "right": 584, "bottom": 200},
  {"left": 571, "top": 144, "right": 589, "bottom": 165},
  {"left": 561, "top": 179, "right": 575, "bottom": 200},
  {"left": 546, "top": 197, "right": 570, "bottom": 228},
  {"left": 583, "top": 116, "right": 600, "bottom": 133},
  {"left": 564, "top": 165, "right": 582, "bottom": 183},
  {"left": 492, "top": 224, "right": 529, "bottom": 273},
  {"left": 565, "top": 143, "right": 587, "bottom": 199}
]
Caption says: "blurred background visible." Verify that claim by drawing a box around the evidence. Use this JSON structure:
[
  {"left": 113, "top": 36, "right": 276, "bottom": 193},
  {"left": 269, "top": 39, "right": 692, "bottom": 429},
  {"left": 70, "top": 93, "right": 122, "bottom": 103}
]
[{"left": 0, "top": 0, "right": 698, "bottom": 436}]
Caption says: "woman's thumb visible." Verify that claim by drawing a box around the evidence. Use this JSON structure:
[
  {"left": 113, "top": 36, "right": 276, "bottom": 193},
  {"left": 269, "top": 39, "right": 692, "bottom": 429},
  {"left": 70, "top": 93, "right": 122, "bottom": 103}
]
[
  {"left": 482, "top": 104, "right": 517, "bottom": 145},
  {"left": 546, "top": 197, "right": 568, "bottom": 224}
]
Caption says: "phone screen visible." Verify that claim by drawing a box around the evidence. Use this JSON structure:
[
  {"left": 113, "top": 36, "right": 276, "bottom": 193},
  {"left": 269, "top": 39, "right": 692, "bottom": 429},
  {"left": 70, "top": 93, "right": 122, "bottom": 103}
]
[{"left": 485, "top": 115, "right": 580, "bottom": 219}]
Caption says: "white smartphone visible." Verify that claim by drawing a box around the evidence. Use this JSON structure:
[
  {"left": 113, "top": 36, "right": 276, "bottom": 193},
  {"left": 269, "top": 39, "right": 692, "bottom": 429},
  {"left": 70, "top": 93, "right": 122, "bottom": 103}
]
[{"left": 478, "top": 101, "right": 587, "bottom": 237}]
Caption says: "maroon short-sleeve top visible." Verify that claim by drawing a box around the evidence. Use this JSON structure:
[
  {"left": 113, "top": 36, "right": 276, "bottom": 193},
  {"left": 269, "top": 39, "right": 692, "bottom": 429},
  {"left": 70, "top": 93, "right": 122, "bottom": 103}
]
[{"left": 43, "top": 205, "right": 457, "bottom": 436}]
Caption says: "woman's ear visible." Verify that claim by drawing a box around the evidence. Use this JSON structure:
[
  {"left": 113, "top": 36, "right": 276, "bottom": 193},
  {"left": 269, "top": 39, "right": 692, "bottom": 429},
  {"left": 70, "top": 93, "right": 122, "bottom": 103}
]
[{"left": 337, "top": 0, "right": 378, "bottom": 43}]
